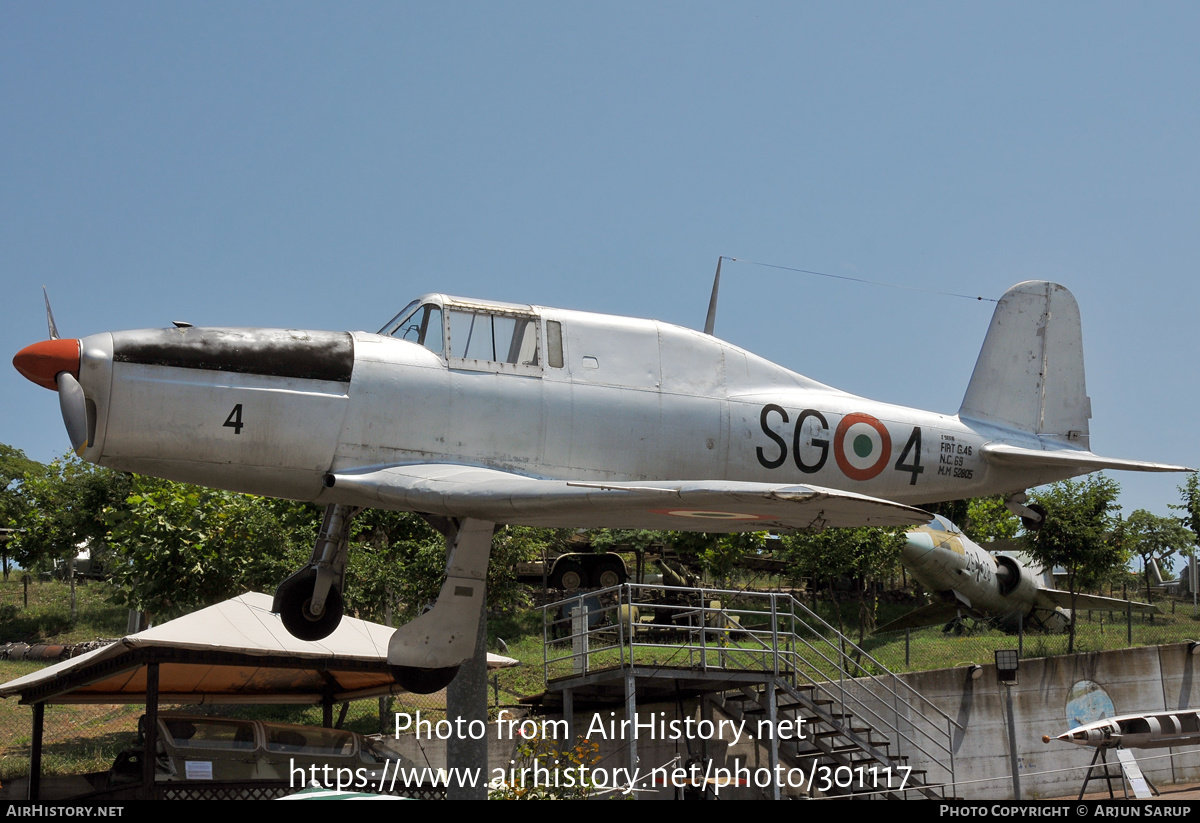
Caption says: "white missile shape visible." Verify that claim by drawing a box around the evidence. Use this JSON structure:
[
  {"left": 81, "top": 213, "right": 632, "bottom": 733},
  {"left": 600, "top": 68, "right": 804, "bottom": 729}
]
[{"left": 1044, "top": 710, "right": 1200, "bottom": 750}]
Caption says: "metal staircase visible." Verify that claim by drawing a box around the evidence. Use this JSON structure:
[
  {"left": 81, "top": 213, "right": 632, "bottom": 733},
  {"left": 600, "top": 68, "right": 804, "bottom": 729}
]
[
  {"left": 543, "top": 584, "right": 962, "bottom": 799},
  {"left": 716, "top": 678, "right": 949, "bottom": 799}
]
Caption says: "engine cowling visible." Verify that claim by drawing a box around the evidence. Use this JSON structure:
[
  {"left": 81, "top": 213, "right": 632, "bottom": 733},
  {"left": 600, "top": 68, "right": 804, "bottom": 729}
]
[{"left": 994, "top": 554, "right": 1039, "bottom": 602}]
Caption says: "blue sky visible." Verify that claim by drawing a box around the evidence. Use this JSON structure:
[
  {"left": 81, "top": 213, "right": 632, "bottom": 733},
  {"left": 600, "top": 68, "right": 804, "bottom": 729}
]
[{"left": 3, "top": 2, "right": 1196, "bottom": 522}]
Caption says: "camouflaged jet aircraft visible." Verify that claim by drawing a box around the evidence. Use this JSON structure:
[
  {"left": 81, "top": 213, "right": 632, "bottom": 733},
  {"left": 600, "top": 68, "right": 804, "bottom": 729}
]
[
  {"left": 875, "top": 515, "right": 1160, "bottom": 634},
  {"left": 12, "top": 280, "right": 1191, "bottom": 692}
]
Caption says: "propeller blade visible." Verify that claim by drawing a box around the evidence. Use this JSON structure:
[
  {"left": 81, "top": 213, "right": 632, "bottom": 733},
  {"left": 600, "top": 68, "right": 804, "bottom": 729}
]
[
  {"left": 56, "top": 371, "right": 88, "bottom": 456},
  {"left": 43, "top": 286, "right": 60, "bottom": 341}
]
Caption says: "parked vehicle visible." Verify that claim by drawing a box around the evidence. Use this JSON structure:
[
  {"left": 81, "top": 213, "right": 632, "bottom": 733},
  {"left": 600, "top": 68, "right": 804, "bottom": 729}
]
[
  {"left": 108, "top": 713, "right": 412, "bottom": 786},
  {"left": 516, "top": 551, "right": 629, "bottom": 591}
]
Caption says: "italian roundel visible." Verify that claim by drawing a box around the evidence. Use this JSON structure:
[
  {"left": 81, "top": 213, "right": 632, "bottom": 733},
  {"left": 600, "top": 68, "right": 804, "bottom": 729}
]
[{"left": 834, "top": 413, "right": 892, "bottom": 481}]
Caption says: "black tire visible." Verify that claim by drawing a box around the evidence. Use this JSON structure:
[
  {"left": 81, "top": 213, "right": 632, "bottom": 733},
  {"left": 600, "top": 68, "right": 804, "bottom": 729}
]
[
  {"left": 392, "top": 665, "right": 460, "bottom": 694},
  {"left": 1021, "top": 503, "right": 1048, "bottom": 532},
  {"left": 275, "top": 570, "right": 344, "bottom": 641},
  {"left": 550, "top": 560, "right": 587, "bottom": 591},
  {"left": 593, "top": 558, "right": 626, "bottom": 588}
]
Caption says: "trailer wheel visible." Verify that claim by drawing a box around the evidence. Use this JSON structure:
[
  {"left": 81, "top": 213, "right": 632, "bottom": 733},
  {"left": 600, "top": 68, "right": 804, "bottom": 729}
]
[
  {"left": 551, "top": 560, "right": 587, "bottom": 591},
  {"left": 594, "top": 559, "right": 626, "bottom": 588}
]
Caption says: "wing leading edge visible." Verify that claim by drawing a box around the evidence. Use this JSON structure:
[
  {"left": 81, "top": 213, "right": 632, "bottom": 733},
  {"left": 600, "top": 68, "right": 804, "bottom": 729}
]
[
  {"left": 322, "top": 464, "right": 932, "bottom": 532},
  {"left": 1035, "top": 588, "right": 1160, "bottom": 614}
]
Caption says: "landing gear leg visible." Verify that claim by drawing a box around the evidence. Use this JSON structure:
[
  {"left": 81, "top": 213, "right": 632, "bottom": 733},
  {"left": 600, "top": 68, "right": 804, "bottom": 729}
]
[
  {"left": 273, "top": 504, "right": 359, "bottom": 641},
  {"left": 389, "top": 517, "right": 495, "bottom": 693}
]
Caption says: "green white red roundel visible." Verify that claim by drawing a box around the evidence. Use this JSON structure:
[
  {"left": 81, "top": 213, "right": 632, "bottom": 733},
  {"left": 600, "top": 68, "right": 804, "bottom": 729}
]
[{"left": 833, "top": 413, "right": 892, "bottom": 481}]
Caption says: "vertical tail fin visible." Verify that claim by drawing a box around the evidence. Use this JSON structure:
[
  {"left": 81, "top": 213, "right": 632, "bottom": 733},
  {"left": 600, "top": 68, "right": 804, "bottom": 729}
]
[{"left": 959, "top": 281, "right": 1092, "bottom": 444}]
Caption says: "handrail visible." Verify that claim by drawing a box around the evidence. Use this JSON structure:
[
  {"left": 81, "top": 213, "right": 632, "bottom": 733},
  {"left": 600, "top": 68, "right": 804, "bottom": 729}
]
[{"left": 542, "top": 583, "right": 959, "bottom": 792}]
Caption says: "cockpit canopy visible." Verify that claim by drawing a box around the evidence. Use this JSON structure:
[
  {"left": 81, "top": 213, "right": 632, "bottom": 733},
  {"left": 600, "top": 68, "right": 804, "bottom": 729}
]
[
  {"left": 380, "top": 299, "right": 444, "bottom": 354},
  {"left": 379, "top": 295, "right": 561, "bottom": 373},
  {"left": 928, "top": 515, "right": 964, "bottom": 535}
]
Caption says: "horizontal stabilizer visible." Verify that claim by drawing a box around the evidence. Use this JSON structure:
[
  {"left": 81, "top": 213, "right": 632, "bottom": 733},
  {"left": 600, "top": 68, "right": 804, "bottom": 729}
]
[
  {"left": 1037, "top": 588, "right": 1160, "bottom": 615},
  {"left": 322, "top": 463, "right": 933, "bottom": 532},
  {"left": 982, "top": 443, "right": 1193, "bottom": 474}
]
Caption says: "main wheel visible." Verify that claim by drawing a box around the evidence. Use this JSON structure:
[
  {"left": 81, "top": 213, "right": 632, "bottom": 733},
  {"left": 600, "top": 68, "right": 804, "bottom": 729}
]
[
  {"left": 276, "top": 570, "right": 344, "bottom": 641},
  {"left": 392, "top": 665, "right": 460, "bottom": 694}
]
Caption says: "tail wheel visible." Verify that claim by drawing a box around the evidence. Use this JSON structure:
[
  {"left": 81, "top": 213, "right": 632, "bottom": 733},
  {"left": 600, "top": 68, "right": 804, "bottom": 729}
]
[
  {"left": 1021, "top": 503, "right": 1048, "bottom": 532},
  {"left": 392, "top": 665, "right": 460, "bottom": 694}
]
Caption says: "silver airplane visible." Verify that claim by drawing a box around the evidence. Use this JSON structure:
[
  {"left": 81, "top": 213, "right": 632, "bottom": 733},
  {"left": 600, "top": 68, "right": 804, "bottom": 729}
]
[
  {"left": 11, "top": 281, "right": 1191, "bottom": 692},
  {"left": 875, "top": 516, "right": 1159, "bottom": 634}
]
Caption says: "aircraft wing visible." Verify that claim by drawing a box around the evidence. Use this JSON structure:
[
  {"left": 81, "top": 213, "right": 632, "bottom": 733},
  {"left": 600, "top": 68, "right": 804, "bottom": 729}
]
[
  {"left": 1036, "top": 588, "right": 1161, "bottom": 614},
  {"left": 981, "top": 443, "right": 1193, "bottom": 474},
  {"left": 874, "top": 602, "right": 965, "bottom": 634},
  {"left": 322, "top": 464, "right": 932, "bottom": 532}
]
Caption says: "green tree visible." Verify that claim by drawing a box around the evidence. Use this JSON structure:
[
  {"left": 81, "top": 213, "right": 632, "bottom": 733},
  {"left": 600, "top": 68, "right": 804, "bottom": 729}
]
[
  {"left": 0, "top": 444, "right": 40, "bottom": 579},
  {"left": 345, "top": 512, "right": 562, "bottom": 624},
  {"left": 696, "top": 532, "right": 767, "bottom": 585},
  {"left": 1025, "top": 475, "right": 1127, "bottom": 653},
  {"left": 104, "top": 476, "right": 308, "bottom": 620},
  {"left": 780, "top": 527, "right": 904, "bottom": 644},
  {"left": 1121, "top": 509, "right": 1195, "bottom": 606},
  {"left": 11, "top": 453, "right": 131, "bottom": 575},
  {"left": 964, "top": 496, "right": 1020, "bottom": 542},
  {"left": 1171, "top": 475, "right": 1200, "bottom": 584}
]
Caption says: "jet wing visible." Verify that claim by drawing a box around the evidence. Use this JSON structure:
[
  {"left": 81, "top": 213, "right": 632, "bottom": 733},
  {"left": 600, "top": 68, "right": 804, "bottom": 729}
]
[
  {"left": 322, "top": 464, "right": 932, "bottom": 532},
  {"left": 1036, "top": 588, "right": 1161, "bottom": 614},
  {"left": 981, "top": 443, "right": 1193, "bottom": 474},
  {"left": 874, "top": 602, "right": 965, "bottom": 634}
]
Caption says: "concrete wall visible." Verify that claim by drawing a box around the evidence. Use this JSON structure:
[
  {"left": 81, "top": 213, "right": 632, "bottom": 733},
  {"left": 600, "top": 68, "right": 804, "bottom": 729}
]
[{"left": 886, "top": 642, "right": 1200, "bottom": 799}]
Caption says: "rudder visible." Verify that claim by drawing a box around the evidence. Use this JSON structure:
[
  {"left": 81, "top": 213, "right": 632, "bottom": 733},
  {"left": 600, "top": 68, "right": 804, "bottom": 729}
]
[{"left": 959, "top": 281, "right": 1091, "bottom": 444}]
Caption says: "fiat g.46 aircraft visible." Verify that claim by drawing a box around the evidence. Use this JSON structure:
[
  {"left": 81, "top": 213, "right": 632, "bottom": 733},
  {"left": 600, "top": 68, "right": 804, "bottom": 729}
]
[{"left": 12, "top": 281, "right": 1191, "bottom": 692}]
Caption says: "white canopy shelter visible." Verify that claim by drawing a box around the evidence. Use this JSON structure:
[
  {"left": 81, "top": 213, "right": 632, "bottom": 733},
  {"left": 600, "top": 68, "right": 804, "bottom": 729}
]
[
  {"left": 0, "top": 591, "right": 516, "bottom": 705},
  {"left": 0, "top": 592, "right": 516, "bottom": 801}
]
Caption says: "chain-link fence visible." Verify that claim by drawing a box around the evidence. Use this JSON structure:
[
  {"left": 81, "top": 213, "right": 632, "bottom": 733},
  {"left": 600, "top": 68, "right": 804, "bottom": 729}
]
[{"left": 859, "top": 597, "right": 1200, "bottom": 675}]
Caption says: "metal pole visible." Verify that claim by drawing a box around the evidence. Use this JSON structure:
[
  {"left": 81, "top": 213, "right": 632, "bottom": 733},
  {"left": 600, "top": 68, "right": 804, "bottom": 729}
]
[
  {"left": 446, "top": 601, "right": 488, "bottom": 800},
  {"left": 28, "top": 703, "right": 43, "bottom": 801},
  {"left": 1191, "top": 555, "right": 1197, "bottom": 618},
  {"left": 772, "top": 599, "right": 782, "bottom": 676},
  {"left": 767, "top": 677, "right": 780, "bottom": 800},
  {"left": 143, "top": 662, "right": 159, "bottom": 800},
  {"left": 1005, "top": 683, "right": 1020, "bottom": 800},
  {"left": 625, "top": 672, "right": 638, "bottom": 800}
]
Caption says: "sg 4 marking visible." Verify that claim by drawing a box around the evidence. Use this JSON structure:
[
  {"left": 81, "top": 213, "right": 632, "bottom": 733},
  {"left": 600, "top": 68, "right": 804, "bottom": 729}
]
[{"left": 756, "top": 405, "right": 925, "bottom": 485}]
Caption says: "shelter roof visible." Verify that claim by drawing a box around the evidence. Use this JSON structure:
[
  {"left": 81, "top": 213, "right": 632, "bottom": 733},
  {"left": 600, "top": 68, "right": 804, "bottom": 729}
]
[{"left": 0, "top": 592, "right": 516, "bottom": 705}]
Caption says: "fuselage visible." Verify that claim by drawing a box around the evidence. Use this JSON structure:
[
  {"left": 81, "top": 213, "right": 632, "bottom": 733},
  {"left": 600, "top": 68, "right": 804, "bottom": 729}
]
[
  {"left": 17, "top": 293, "right": 1089, "bottom": 511},
  {"left": 1053, "top": 711, "right": 1200, "bottom": 750},
  {"left": 901, "top": 518, "right": 1046, "bottom": 620}
]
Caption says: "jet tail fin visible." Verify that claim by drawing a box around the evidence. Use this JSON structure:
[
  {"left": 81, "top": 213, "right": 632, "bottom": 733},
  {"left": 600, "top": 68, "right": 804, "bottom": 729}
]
[{"left": 959, "top": 281, "right": 1092, "bottom": 445}]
